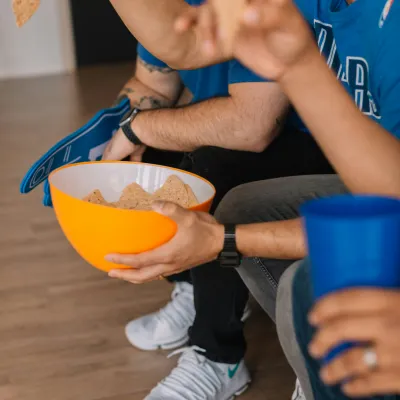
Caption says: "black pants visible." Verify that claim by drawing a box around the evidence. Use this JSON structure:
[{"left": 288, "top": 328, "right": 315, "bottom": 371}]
[{"left": 165, "top": 128, "right": 335, "bottom": 363}]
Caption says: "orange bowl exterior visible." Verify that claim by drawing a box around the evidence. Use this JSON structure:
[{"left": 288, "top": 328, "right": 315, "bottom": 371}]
[{"left": 50, "top": 164, "right": 214, "bottom": 273}]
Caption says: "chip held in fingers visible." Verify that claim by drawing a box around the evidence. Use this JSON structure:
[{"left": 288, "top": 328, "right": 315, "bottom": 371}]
[
  {"left": 12, "top": 0, "right": 40, "bottom": 27},
  {"left": 83, "top": 175, "right": 199, "bottom": 210}
]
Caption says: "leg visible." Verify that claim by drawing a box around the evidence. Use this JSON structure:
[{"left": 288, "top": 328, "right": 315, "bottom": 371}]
[
  {"left": 189, "top": 129, "right": 338, "bottom": 366},
  {"left": 277, "top": 262, "right": 315, "bottom": 400},
  {"left": 143, "top": 144, "right": 343, "bottom": 398},
  {"left": 215, "top": 175, "right": 348, "bottom": 323}
]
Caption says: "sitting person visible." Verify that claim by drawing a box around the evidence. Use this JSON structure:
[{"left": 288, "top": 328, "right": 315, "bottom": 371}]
[
  {"left": 103, "top": 2, "right": 335, "bottom": 399},
  {"left": 107, "top": 0, "right": 400, "bottom": 398}
]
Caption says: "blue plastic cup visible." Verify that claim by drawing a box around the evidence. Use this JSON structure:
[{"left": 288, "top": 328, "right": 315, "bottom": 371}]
[{"left": 301, "top": 194, "right": 400, "bottom": 362}]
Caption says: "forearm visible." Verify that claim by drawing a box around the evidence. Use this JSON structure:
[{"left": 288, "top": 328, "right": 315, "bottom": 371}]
[
  {"left": 109, "top": 0, "right": 224, "bottom": 69},
  {"left": 115, "top": 76, "right": 176, "bottom": 110},
  {"left": 135, "top": 94, "right": 284, "bottom": 152},
  {"left": 280, "top": 51, "right": 400, "bottom": 197},
  {"left": 235, "top": 218, "right": 306, "bottom": 259}
]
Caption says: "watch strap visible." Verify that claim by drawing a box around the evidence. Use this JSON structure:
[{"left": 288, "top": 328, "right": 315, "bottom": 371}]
[
  {"left": 120, "top": 108, "right": 143, "bottom": 145},
  {"left": 218, "top": 224, "right": 242, "bottom": 268}
]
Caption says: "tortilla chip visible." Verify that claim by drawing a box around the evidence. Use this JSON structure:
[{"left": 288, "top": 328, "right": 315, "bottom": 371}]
[
  {"left": 185, "top": 184, "right": 199, "bottom": 207},
  {"left": 118, "top": 182, "right": 153, "bottom": 210},
  {"left": 120, "top": 182, "right": 151, "bottom": 202},
  {"left": 13, "top": 0, "right": 40, "bottom": 27},
  {"left": 113, "top": 199, "right": 139, "bottom": 210},
  {"left": 83, "top": 189, "right": 108, "bottom": 206},
  {"left": 152, "top": 175, "right": 189, "bottom": 208}
]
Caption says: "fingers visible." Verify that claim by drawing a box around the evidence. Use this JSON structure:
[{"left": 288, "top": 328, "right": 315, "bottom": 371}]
[
  {"left": 106, "top": 240, "right": 177, "bottom": 269},
  {"left": 342, "top": 370, "right": 400, "bottom": 397},
  {"left": 309, "top": 315, "right": 392, "bottom": 359},
  {"left": 321, "top": 345, "right": 400, "bottom": 386},
  {"left": 242, "top": 0, "right": 287, "bottom": 29},
  {"left": 309, "top": 289, "right": 399, "bottom": 326},
  {"left": 129, "top": 145, "right": 146, "bottom": 162},
  {"left": 105, "top": 205, "right": 199, "bottom": 269},
  {"left": 109, "top": 264, "right": 177, "bottom": 284},
  {"left": 320, "top": 347, "right": 376, "bottom": 385},
  {"left": 198, "top": 4, "right": 218, "bottom": 55},
  {"left": 102, "top": 129, "right": 134, "bottom": 161}
]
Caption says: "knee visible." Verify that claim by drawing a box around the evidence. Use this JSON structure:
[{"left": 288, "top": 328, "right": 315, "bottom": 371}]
[
  {"left": 276, "top": 261, "right": 302, "bottom": 338},
  {"left": 276, "top": 260, "right": 314, "bottom": 353},
  {"left": 214, "top": 185, "right": 251, "bottom": 224},
  {"left": 214, "top": 180, "right": 290, "bottom": 224}
]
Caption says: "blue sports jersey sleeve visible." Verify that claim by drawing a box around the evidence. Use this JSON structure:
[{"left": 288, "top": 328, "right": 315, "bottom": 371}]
[
  {"left": 137, "top": 43, "right": 169, "bottom": 68},
  {"left": 228, "top": 60, "right": 267, "bottom": 85},
  {"left": 373, "top": 1, "right": 400, "bottom": 138}
]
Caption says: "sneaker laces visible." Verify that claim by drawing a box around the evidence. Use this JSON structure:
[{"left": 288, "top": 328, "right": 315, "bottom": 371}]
[
  {"left": 155, "top": 282, "right": 195, "bottom": 329},
  {"left": 154, "top": 346, "right": 223, "bottom": 400}
]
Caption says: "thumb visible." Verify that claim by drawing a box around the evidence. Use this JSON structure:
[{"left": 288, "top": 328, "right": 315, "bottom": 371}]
[{"left": 152, "top": 201, "right": 188, "bottom": 223}]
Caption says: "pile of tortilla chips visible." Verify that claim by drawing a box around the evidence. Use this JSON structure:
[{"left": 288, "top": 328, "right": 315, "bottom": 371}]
[
  {"left": 13, "top": 0, "right": 40, "bottom": 27},
  {"left": 83, "top": 175, "right": 199, "bottom": 210}
]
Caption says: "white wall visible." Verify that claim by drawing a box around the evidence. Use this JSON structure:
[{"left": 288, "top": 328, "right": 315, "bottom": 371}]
[{"left": 0, "top": 0, "right": 76, "bottom": 80}]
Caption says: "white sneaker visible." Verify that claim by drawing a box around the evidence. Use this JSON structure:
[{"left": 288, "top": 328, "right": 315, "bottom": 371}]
[
  {"left": 126, "top": 282, "right": 195, "bottom": 350},
  {"left": 125, "top": 282, "right": 252, "bottom": 351},
  {"left": 144, "top": 346, "right": 251, "bottom": 400},
  {"left": 291, "top": 379, "right": 306, "bottom": 400}
]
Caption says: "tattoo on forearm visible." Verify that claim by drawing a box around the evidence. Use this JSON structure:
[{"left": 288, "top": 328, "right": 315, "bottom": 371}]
[
  {"left": 138, "top": 57, "right": 174, "bottom": 74},
  {"left": 122, "top": 87, "right": 135, "bottom": 94},
  {"left": 135, "top": 96, "right": 166, "bottom": 109},
  {"left": 119, "top": 89, "right": 169, "bottom": 110}
]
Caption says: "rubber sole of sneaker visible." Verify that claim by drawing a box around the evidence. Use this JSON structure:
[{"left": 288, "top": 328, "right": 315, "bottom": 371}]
[
  {"left": 227, "top": 382, "right": 251, "bottom": 400},
  {"left": 125, "top": 328, "right": 189, "bottom": 351},
  {"left": 126, "top": 306, "right": 251, "bottom": 351}
]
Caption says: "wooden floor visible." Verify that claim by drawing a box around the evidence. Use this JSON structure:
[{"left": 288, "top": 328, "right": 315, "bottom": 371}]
[{"left": 0, "top": 64, "right": 294, "bottom": 400}]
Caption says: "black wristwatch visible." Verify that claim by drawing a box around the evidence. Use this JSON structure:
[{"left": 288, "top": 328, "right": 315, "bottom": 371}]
[
  {"left": 218, "top": 224, "right": 242, "bottom": 268},
  {"left": 119, "top": 108, "right": 143, "bottom": 145}
]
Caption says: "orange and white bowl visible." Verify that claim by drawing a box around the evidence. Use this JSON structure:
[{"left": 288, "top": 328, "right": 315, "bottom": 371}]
[{"left": 49, "top": 162, "right": 216, "bottom": 272}]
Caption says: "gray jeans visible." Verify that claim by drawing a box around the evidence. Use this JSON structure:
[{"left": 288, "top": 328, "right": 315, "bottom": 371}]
[
  {"left": 215, "top": 174, "right": 348, "bottom": 321},
  {"left": 214, "top": 175, "right": 347, "bottom": 397}
]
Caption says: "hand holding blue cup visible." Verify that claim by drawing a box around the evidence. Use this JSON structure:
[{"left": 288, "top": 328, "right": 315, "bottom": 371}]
[{"left": 301, "top": 194, "right": 400, "bottom": 362}]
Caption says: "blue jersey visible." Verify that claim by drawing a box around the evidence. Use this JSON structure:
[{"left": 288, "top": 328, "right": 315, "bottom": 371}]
[
  {"left": 138, "top": 43, "right": 265, "bottom": 103},
  {"left": 296, "top": 0, "right": 400, "bottom": 137}
]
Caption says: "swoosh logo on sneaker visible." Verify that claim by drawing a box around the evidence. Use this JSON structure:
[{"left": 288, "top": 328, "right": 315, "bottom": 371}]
[{"left": 228, "top": 363, "right": 240, "bottom": 379}]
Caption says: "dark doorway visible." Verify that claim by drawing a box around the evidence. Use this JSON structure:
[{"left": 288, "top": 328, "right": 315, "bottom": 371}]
[{"left": 69, "top": 0, "right": 138, "bottom": 67}]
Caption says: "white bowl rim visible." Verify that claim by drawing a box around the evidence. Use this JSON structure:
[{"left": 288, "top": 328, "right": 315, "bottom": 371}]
[{"left": 48, "top": 161, "right": 216, "bottom": 212}]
